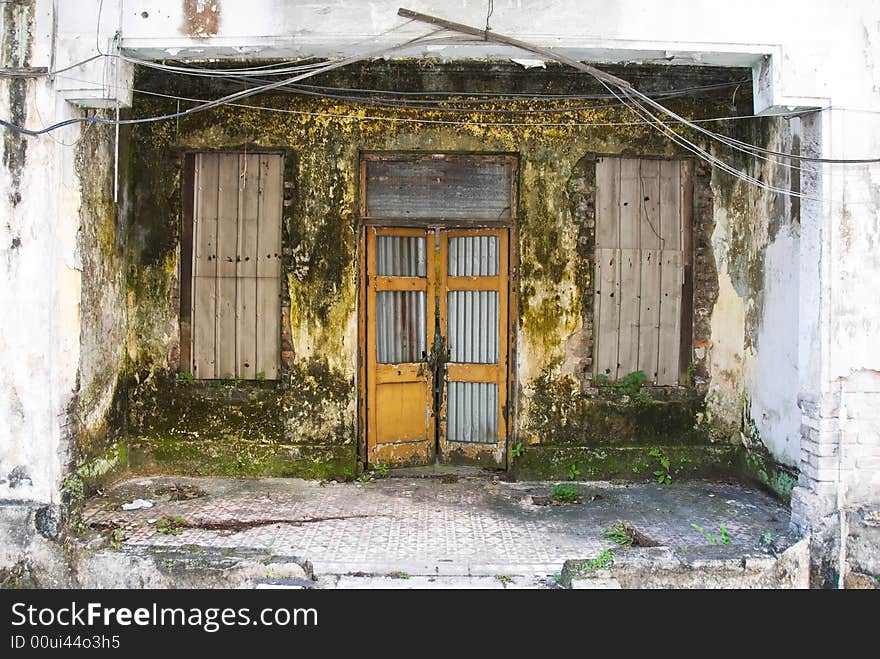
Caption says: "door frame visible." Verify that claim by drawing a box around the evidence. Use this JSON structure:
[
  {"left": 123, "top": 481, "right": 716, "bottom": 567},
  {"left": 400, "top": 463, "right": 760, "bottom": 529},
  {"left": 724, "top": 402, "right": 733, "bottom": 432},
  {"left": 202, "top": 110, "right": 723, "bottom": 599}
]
[{"left": 356, "top": 151, "right": 520, "bottom": 470}]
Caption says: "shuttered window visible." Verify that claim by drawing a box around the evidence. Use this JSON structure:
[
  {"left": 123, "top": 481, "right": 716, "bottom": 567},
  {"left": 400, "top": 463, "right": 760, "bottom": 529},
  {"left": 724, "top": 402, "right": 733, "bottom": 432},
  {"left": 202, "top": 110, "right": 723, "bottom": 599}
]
[
  {"left": 594, "top": 157, "right": 691, "bottom": 386},
  {"left": 189, "top": 153, "right": 282, "bottom": 380}
]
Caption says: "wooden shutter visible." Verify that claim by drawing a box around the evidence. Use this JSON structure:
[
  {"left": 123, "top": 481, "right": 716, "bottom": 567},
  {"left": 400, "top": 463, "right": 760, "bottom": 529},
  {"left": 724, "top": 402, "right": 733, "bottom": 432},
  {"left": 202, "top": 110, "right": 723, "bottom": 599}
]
[
  {"left": 594, "top": 157, "right": 690, "bottom": 386},
  {"left": 191, "top": 152, "right": 282, "bottom": 380}
]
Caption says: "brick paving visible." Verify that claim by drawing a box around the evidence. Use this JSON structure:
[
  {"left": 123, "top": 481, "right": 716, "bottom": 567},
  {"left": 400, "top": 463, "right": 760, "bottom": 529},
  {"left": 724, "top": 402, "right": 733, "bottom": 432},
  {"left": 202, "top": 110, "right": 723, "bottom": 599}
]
[{"left": 82, "top": 475, "right": 791, "bottom": 575}]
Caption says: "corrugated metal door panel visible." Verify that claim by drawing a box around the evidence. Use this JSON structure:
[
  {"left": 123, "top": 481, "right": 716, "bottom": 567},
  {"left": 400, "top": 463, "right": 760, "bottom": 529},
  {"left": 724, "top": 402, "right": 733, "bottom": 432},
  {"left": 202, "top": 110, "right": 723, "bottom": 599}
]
[
  {"left": 447, "top": 382, "right": 498, "bottom": 443},
  {"left": 447, "top": 291, "right": 499, "bottom": 364},
  {"left": 375, "top": 290, "right": 427, "bottom": 364}
]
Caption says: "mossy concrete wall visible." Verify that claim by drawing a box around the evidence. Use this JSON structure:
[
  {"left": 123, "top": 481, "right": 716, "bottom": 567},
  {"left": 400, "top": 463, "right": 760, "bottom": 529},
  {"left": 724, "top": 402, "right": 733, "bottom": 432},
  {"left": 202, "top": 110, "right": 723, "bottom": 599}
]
[{"left": 93, "top": 60, "right": 799, "bottom": 490}]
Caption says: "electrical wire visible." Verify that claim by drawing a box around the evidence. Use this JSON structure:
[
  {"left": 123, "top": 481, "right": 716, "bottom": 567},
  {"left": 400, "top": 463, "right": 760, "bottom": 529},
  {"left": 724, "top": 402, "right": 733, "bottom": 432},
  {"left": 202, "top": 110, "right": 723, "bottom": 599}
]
[
  {"left": 1, "top": 12, "right": 876, "bottom": 171},
  {"left": 0, "top": 28, "right": 448, "bottom": 137},
  {"left": 126, "top": 85, "right": 813, "bottom": 129},
  {"left": 0, "top": 54, "right": 103, "bottom": 78}
]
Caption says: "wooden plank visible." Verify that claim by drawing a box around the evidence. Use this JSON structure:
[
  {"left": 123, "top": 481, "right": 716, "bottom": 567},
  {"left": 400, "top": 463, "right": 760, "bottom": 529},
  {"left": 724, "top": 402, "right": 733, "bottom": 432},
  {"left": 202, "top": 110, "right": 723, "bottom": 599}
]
[
  {"left": 638, "top": 159, "right": 661, "bottom": 250},
  {"left": 374, "top": 382, "right": 430, "bottom": 443},
  {"left": 216, "top": 154, "right": 240, "bottom": 278},
  {"left": 595, "top": 157, "right": 619, "bottom": 248},
  {"left": 657, "top": 250, "right": 683, "bottom": 385},
  {"left": 617, "top": 248, "right": 641, "bottom": 377},
  {"left": 659, "top": 159, "right": 682, "bottom": 251},
  {"left": 179, "top": 154, "right": 195, "bottom": 373},
  {"left": 375, "top": 362, "right": 425, "bottom": 384},
  {"left": 446, "top": 363, "right": 499, "bottom": 382},
  {"left": 445, "top": 275, "right": 501, "bottom": 291},
  {"left": 256, "top": 277, "right": 280, "bottom": 379},
  {"left": 364, "top": 156, "right": 512, "bottom": 220},
  {"left": 216, "top": 277, "right": 237, "bottom": 378},
  {"left": 496, "top": 228, "right": 508, "bottom": 462},
  {"left": 257, "top": 155, "right": 282, "bottom": 278},
  {"left": 618, "top": 159, "right": 640, "bottom": 249},
  {"left": 638, "top": 249, "right": 661, "bottom": 383},
  {"left": 192, "top": 154, "right": 219, "bottom": 378},
  {"left": 193, "top": 154, "right": 218, "bottom": 280},
  {"left": 238, "top": 154, "right": 259, "bottom": 278},
  {"left": 192, "top": 276, "right": 217, "bottom": 379},
  {"left": 374, "top": 276, "right": 428, "bottom": 291},
  {"left": 594, "top": 247, "right": 621, "bottom": 380},
  {"left": 213, "top": 154, "right": 240, "bottom": 378},
  {"left": 236, "top": 277, "right": 257, "bottom": 379},
  {"left": 679, "top": 160, "right": 695, "bottom": 379}
]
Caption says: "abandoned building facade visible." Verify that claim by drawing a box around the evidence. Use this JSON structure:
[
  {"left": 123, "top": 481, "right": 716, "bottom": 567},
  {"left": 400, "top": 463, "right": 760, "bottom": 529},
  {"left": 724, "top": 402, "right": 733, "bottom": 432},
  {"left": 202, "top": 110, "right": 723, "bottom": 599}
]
[{"left": 1, "top": 0, "right": 879, "bottom": 588}]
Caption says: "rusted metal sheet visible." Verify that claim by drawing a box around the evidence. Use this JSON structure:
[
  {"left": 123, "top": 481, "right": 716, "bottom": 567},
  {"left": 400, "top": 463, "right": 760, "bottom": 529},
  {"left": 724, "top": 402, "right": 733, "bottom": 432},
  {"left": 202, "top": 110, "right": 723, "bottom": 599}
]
[
  {"left": 190, "top": 152, "right": 282, "bottom": 380},
  {"left": 448, "top": 235, "right": 499, "bottom": 276},
  {"left": 375, "top": 290, "right": 427, "bottom": 364},
  {"left": 376, "top": 235, "right": 427, "bottom": 276},
  {"left": 447, "top": 381, "right": 498, "bottom": 443},
  {"left": 447, "top": 290, "right": 499, "bottom": 364},
  {"left": 363, "top": 155, "right": 513, "bottom": 220},
  {"left": 594, "top": 157, "right": 689, "bottom": 385}
]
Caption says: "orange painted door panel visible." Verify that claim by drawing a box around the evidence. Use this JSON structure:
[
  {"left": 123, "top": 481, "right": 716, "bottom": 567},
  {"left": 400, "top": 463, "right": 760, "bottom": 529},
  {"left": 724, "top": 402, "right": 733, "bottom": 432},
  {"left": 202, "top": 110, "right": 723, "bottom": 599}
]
[
  {"left": 365, "top": 227, "right": 509, "bottom": 469},
  {"left": 365, "top": 227, "right": 435, "bottom": 466},
  {"left": 438, "top": 229, "right": 508, "bottom": 467}
]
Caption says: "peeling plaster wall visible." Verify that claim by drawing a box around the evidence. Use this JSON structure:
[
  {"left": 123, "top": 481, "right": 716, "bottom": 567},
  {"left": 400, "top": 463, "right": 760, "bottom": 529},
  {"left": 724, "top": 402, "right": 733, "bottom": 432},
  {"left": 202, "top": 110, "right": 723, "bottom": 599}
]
[
  {"left": 0, "top": 1, "right": 127, "bottom": 583},
  {"left": 705, "top": 116, "right": 802, "bottom": 470}
]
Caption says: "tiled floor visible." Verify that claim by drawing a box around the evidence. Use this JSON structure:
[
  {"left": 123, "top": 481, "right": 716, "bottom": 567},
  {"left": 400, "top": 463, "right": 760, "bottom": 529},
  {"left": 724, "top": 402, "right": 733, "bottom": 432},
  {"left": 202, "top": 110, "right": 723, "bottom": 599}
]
[{"left": 82, "top": 474, "right": 791, "bottom": 575}]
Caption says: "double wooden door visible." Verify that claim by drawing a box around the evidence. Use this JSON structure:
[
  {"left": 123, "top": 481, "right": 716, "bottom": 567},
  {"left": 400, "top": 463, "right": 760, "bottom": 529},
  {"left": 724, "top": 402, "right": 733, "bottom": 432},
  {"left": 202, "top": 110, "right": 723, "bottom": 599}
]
[{"left": 365, "top": 226, "right": 509, "bottom": 468}]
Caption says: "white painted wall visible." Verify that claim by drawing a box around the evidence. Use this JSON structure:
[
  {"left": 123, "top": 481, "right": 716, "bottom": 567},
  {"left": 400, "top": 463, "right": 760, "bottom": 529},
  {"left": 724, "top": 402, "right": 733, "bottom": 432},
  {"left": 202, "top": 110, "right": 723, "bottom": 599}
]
[{"left": 0, "top": 2, "right": 82, "bottom": 505}]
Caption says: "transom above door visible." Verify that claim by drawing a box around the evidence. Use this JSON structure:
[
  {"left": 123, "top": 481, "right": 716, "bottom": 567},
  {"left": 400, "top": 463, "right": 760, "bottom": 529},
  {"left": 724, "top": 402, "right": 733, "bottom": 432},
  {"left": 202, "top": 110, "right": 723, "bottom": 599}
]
[{"left": 359, "top": 153, "right": 518, "bottom": 469}]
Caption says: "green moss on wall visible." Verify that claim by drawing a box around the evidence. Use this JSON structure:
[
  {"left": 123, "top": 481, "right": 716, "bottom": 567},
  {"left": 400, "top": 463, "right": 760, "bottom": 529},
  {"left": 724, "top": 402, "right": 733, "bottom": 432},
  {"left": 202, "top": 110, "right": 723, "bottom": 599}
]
[
  {"left": 113, "top": 60, "right": 755, "bottom": 478},
  {"left": 512, "top": 444, "right": 738, "bottom": 481},
  {"left": 525, "top": 368, "right": 710, "bottom": 446}
]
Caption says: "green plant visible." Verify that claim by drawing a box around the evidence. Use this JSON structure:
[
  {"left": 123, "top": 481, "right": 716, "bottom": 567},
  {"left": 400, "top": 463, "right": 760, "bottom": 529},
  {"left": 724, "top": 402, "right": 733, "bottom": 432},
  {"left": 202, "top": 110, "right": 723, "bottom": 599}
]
[
  {"left": 573, "top": 550, "right": 614, "bottom": 578},
  {"left": 602, "top": 523, "right": 633, "bottom": 546},
  {"left": 176, "top": 370, "right": 195, "bottom": 383},
  {"left": 61, "top": 474, "right": 85, "bottom": 503},
  {"left": 596, "top": 370, "right": 647, "bottom": 396},
  {"left": 155, "top": 516, "right": 188, "bottom": 536},
  {"left": 567, "top": 463, "right": 581, "bottom": 480},
  {"left": 761, "top": 531, "right": 772, "bottom": 546},
  {"left": 109, "top": 528, "right": 125, "bottom": 550},
  {"left": 686, "top": 361, "right": 697, "bottom": 386},
  {"left": 511, "top": 442, "right": 525, "bottom": 458},
  {"left": 256, "top": 371, "right": 266, "bottom": 381},
  {"left": 692, "top": 523, "right": 731, "bottom": 546},
  {"left": 357, "top": 463, "right": 389, "bottom": 482},
  {"left": 649, "top": 448, "right": 672, "bottom": 484},
  {"left": 616, "top": 370, "right": 647, "bottom": 394},
  {"left": 552, "top": 483, "right": 578, "bottom": 503},
  {"left": 634, "top": 390, "right": 652, "bottom": 404}
]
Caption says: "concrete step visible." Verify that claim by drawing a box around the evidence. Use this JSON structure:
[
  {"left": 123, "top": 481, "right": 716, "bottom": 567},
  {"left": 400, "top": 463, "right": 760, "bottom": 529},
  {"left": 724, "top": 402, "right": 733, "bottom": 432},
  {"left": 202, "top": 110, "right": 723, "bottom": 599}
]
[{"left": 314, "top": 574, "right": 560, "bottom": 589}]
